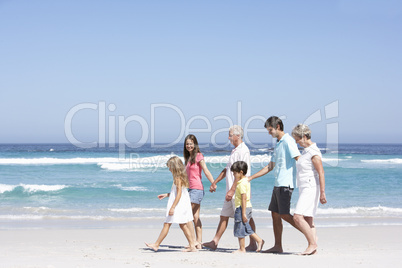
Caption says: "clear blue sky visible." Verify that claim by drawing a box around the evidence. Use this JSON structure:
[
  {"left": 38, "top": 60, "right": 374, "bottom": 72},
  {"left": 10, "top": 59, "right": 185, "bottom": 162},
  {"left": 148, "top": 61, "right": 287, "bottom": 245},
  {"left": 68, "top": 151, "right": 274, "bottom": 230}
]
[{"left": 1, "top": 0, "right": 401, "bottom": 145}]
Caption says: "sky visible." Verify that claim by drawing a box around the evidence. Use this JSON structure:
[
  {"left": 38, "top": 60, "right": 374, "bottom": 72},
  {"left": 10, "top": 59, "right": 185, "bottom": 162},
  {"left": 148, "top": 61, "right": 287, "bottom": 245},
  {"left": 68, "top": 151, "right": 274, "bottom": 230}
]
[{"left": 1, "top": 0, "right": 401, "bottom": 146}]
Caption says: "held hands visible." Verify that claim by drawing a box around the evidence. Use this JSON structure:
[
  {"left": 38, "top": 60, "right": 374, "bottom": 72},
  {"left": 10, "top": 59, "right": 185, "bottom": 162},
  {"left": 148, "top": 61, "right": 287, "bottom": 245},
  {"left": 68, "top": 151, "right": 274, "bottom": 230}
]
[
  {"left": 209, "top": 182, "right": 217, "bottom": 193},
  {"left": 225, "top": 189, "right": 235, "bottom": 201},
  {"left": 158, "top": 193, "right": 168, "bottom": 200}
]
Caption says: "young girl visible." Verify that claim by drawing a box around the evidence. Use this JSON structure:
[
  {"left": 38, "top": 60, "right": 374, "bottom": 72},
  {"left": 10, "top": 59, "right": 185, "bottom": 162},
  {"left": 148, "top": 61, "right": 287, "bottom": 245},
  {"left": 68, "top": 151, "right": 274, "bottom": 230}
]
[
  {"left": 183, "top": 134, "right": 214, "bottom": 248},
  {"left": 145, "top": 156, "right": 197, "bottom": 252}
]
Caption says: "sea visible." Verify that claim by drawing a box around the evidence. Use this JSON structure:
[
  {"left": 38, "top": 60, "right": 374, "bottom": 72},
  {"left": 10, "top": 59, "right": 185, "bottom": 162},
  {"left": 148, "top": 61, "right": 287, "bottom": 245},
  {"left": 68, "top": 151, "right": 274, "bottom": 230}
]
[{"left": 1, "top": 143, "right": 401, "bottom": 229}]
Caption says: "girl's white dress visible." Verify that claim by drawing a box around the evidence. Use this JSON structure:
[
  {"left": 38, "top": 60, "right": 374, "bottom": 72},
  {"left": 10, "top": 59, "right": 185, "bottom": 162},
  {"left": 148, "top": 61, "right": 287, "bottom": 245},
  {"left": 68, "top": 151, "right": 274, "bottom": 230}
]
[{"left": 165, "top": 184, "right": 193, "bottom": 224}]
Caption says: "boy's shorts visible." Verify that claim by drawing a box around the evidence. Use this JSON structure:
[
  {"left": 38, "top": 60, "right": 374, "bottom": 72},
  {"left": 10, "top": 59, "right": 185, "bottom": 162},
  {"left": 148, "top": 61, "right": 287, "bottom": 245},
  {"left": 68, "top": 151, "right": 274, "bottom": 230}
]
[
  {"left": 188, "top": 189, "right": 204, "bottom": 204},
  {"left": 268, "top": 186, "right": 293, "bottom": 215},
  {"left": 234, "top": 206, "right": 254, "bottom": 238}
]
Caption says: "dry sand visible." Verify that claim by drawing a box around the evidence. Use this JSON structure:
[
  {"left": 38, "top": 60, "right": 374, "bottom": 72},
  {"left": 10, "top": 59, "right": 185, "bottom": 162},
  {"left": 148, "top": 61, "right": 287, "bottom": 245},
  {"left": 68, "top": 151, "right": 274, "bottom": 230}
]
[{"left": 1, "top": 224, "right": 401, "bottom": 267}]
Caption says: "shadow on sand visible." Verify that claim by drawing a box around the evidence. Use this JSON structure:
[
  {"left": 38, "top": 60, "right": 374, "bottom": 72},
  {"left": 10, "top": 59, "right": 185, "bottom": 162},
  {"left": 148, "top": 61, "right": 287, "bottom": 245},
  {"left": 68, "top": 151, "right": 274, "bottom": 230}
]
[{"left": 144, "top": 244, "right": 299, "bottom": 255}]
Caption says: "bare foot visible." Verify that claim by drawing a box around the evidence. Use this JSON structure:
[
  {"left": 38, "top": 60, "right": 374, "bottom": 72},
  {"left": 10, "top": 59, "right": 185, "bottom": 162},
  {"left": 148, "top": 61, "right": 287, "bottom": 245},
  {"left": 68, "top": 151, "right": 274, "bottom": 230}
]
[
  {"left": 301, "top": 245, "right": 317, "bottom": 255},
  {"left": 300, "top": 249, "right": 317, "bottom": 255},
  {"left": 185, "top": 242, "right": 202, "bottom": 250},
  {"left": 232, "top": 249, "right": 246, "bottom": 254},
  {"left": 202, "top": 241, "right": 217, "bottom": 250},
  {"left": 256, "top": 240, "right": 265, "bottom": 252},
  {"left": 182, "top": 246, "right": 198, "bottom": 252},
  {"left": 245, "top": 242, "right": 258, "bottom": 252},
  {"left": 145, "top": 242, "right": 159, "bottom": 252},
  {"left": 261, "top": 245, "right": 283, "bottom": 254}
]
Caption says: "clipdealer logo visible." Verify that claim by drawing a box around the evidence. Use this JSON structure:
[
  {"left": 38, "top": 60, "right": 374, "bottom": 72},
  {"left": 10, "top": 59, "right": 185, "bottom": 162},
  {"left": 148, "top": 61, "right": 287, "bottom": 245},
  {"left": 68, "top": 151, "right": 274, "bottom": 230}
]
[{"left": 64, "top": 101, "right": 339, "bottom": 166}]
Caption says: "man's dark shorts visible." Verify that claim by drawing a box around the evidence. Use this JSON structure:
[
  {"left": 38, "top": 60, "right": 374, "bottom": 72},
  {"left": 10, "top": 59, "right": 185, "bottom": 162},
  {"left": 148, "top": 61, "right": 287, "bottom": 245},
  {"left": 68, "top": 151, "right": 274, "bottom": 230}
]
[{"left": 268, "top": 186, "right": 294, "bottom": 215}]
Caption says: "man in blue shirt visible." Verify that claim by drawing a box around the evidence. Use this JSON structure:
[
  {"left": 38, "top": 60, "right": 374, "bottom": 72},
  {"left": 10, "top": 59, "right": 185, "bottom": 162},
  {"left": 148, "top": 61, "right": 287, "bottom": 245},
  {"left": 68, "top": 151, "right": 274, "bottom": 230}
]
[{"left": 249, "top": 116, "right": 301, "bottom": 253}]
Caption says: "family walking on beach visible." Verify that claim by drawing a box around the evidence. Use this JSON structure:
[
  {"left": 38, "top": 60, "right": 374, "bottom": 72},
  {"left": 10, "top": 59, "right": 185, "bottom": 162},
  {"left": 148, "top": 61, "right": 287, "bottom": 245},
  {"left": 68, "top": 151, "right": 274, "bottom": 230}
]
[{"left": 146, "top": 116, "right": 327, "bottom": 255}]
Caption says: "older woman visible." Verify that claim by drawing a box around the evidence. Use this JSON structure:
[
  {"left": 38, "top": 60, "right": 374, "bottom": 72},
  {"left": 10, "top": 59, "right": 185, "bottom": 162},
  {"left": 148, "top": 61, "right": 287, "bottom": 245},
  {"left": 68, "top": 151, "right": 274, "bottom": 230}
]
[{"left": 291, "top": 124, "right": 327, "bottom": 255}]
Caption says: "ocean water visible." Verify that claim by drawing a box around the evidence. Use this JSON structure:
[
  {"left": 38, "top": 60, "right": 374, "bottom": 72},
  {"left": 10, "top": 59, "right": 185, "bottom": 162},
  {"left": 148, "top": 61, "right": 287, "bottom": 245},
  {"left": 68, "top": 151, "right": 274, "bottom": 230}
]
[{"left": 0, "top": 143, "right": 401, "bottom": 229}]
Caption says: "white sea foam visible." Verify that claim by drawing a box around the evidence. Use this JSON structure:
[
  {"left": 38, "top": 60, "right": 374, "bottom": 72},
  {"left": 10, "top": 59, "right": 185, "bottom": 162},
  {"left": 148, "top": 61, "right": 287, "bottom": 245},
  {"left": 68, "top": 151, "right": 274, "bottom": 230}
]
[
  {"left": 0, "top": 184, "right": 16, "bottom": 194},
  {"left": 1, "top": 206, "right": 401, "bottom": 226},
  {"left": 100, "top": 154, "right": 271, "bottom": 171},
  {"left": 99, "top": 163, "right": 134, "bottom": 171},
  {"left": 322, "top": 157, "right": 345, "bottom": 163},
  {"left": 120, "top": 186, "right": 148, "bottom": 191},
  {"left": 108, "top": 208, "right": 165, "bottom": 213},
  {"left": 0, "top": 184, "right": 67, "bottom": 193},
  {"left": 222, "top": 206, "right": 402, "bottom": 218},
  {"left": 0, "top": 154, "right": 272, "bottom": 171},
  {"left": 113, "top": 185, "right": 148, "bottom": 192},
  {"left": 23, "top": 184, "right": 67, "bottom": 193},
  {"left": 104, "top": 206, "right": 402, "bottom": 223},
  {"left": 361, "top": 158, "right": 402, "bottom": 164},
  {"left": 0, "top": 153, "right": 349, "bottom": 171},
  {"left": 23, "top": 206, "right": 51, "bottom": 211},
  {"left": 315, "top": 206, "right": 402, "bottom": 217},
  {"left": 0, "top": 215, "right": 44, "bottom": 220},
  {"left": 0, "top": 157, "right": 119, "bottom": 165},
  {"left": 106, "top": 206, "right": 402, "bottom": 217},
  {"left": 0, "top": 214, "right": 168, "bottom": 223},
  {"left": 98, "top": 155, "right": 176, "bottom": 171},
  {"left": 22, "top": 207, "right": 54, "bottom": 214},
  {"left": 0, "top": 214, "right": 112, "bottom": 221}
]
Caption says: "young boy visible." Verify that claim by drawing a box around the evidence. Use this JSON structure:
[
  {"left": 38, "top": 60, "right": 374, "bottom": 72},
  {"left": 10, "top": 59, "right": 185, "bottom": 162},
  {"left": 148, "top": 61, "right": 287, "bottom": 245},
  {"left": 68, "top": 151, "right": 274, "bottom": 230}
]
[{"left": 231, "top": 161, "right": 264, "bottom": 253}]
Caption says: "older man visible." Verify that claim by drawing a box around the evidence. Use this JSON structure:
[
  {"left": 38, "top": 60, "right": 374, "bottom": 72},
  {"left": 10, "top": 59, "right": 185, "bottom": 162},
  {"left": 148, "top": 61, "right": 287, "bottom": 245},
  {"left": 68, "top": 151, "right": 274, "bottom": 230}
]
[{"left": 203, "top": 125, "right": 258, "bottom": 251}]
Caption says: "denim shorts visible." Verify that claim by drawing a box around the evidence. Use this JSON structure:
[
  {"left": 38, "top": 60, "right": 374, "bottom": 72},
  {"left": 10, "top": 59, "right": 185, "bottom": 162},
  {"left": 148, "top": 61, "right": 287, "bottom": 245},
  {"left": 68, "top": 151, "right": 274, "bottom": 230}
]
[
  {"left": 188, "top": 189, "right": 205, "bottom": 204},
  {"left": 233, "top": 206, "right": 254, "bottom": 238}
]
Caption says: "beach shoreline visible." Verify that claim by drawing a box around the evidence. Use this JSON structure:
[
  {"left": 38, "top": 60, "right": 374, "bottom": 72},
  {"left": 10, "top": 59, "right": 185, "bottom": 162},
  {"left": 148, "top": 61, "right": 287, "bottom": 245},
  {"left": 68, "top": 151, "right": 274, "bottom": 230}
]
[
  {"left": 1, "top": 143, "right": 401, "bottom": 267},
  {"left": 1, "top": 213, "right": 401, "bottom": 230},
  {"left": 1, "top": 223, "right": 401, "bottom": 267}
]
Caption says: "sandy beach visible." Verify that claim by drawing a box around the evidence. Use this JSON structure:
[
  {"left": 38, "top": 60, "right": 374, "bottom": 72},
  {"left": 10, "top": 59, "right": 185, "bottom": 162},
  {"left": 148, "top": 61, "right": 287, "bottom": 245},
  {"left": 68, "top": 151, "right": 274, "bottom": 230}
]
[{"left": 1, "top": 222, "right": 401, "bottom": 268}]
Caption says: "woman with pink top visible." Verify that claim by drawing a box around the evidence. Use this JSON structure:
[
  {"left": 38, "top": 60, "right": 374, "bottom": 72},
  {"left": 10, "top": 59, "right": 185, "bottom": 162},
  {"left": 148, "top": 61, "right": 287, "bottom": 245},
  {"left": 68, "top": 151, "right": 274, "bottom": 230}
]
[{"left": 183, "top": 134, "right": 214, "bottom": 248}]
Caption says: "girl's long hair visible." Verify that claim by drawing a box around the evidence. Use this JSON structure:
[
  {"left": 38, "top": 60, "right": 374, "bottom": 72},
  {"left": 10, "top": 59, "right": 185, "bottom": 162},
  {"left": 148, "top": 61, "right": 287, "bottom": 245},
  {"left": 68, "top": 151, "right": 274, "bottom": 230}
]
[
  {"left": 183, "top": 134, "right": 201, "bottom": 165},
  {"left": 167, "top": 156, "right": 189, "bottom": 188}
]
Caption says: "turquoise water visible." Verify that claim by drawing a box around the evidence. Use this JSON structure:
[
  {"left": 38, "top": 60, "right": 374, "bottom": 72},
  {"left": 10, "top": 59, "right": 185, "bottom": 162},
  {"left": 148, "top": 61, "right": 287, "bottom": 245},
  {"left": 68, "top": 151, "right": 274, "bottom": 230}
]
[{"left": 1, "top": 143, "right": 401, "bottom": 229}]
